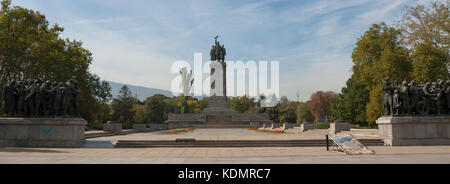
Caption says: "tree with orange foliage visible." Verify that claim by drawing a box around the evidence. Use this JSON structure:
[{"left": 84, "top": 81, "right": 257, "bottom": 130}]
[{"left": 308, "top": 91, "right": 337, "bottom": 124}]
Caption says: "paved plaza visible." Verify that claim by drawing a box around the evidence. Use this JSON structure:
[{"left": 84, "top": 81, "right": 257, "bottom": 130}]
[
  {"left": 1, "top": 128, "right": 450, "bottom": 164},
  {"left": 88, "top": 128, "right": 380, "bottom": 142}
]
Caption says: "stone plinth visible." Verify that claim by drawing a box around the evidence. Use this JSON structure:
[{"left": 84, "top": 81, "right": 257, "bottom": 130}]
[
  {"left": 377, "top": 116, "right": 450, "bottom": 146},
  {"left": 329, "top": 121, "right": 350, "bottom": 134},
  {"left": 210, "top": 61, "right": 227, "bottom": 97},
  {"left": 250, "top": 122, "right": 261, "bottom": 128},
  {"left": 133, "top": 124, "right": 147, "bottom": 132},
  {"left": 0, "top": 118, "right": 87, "bottom": 148},
  {"left": 149, "top": 124, "right": 168, "bottom": 131},
  {"left": 103, "top": 121, "right": 122, "bottom": 134},
  {"left": 282, "top": 123, "right": 294, "bottom": 130},
  {"left": 301, "top": 123, "right": 314, "bottom": 132},
  {"left": 271, "top": 123, "right": 280, "bottom": 129}
]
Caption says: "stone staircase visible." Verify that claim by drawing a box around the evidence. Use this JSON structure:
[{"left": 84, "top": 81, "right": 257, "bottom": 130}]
[
  {"left": 207, "top": 96, "right": 229, "bottom": 108},
  {"left": 114, "top": 139, "right": 385, "bottom": 148}
]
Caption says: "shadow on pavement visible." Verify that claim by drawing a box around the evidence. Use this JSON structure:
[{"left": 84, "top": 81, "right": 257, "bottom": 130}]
[
  {"left": 82, "top": 140, "right": 115, "bottom": 148},
  {"left": 0, "top": 148, "right": 68, "bottom": 153}
]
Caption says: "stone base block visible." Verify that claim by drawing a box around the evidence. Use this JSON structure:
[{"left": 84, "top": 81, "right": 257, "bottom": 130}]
[
  {"left": 301, "top": 123, "right": 314, "bottom": 132},
  {"left": 329, "top": 122, "right": 350, "bottom": 134},
  {"left": 0, "top": 118, "right": 87, "bottom": 148},
  {"left": 250, "top": 122, "right": 261, "bottom": 128},
  {"left": 271, "top": 123, "right": 280, "bottom": 129},
  {"left": 133, "top": 124, "right": 147, "bottom": 132},
  {"left": 282, "top": 123, "right": 294, "bottom": 130},
  {"left": 103, "top": 122, "right": 122, "bottom": 134},
  {"left": 377, "top": 116, "right": 450, "bottom": 146},
  {"left": 149, "top": 124, "right": 168, "bottom": 130}
]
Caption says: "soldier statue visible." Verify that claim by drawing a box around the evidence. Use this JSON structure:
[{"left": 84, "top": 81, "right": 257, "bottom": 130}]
[
  {"left": 2, "top": 80, "right": 17, "bottom": 116},
  {"left": 393, "top": 89, "right": 401, "bottom": 116},
  {"left": 399, "top": 81, "right": 410, "bottom": 115},
  {"left": 210, "top": 35, "right": 226, "bottom": 63},
  {"left": 16, "top": 81, "right": 26, "bottom": 116},
  {"left": 408, "top": 80, "right": 419, "bottom": 115},
  {"left": 382, "top": 78, "right": 394, "bottom": 116},
  {"left": 62, "top": 76, "right": 80, "bottom": 117},
  {"left": 51, "top": 82, "right": 65, "bottom": 116},
  {"left": 2, "top": 76, "right": 81, "bottom": 118}
]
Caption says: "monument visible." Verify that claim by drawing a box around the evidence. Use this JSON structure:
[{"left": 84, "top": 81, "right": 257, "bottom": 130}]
[
  {"left": 0, "top": 76, "right": 87, "bottom": 148},
  {"left": 165, "top": 36, "right": 273, "bottom": 128},
  {"left": 376, "top": 78, "right": 450, "bottom": 146}
]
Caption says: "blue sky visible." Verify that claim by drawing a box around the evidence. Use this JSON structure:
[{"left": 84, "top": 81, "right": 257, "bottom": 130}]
[{"left": 11, "top": 0, "right": 442, "bottom": 101}]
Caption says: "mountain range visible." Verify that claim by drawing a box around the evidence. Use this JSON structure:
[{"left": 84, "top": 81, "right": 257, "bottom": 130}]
[{"left": 108, "top": 81, "right": 174, "bottom": 101}]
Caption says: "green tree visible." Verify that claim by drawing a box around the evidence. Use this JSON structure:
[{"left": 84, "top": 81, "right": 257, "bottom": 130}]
[
  {"left": 144, "top": 94, "right": 170, "bottom": 124},
  {"left": 330, "top": 77, "right": 370, "bottom": 125},
  {"left": 297, "top": 101, "right": 314, "bottom": 123},
  {"left": 411, "top": 42, "right": 449, "bottom": 82},
  {"left": 229, "top": 95, "right": 255, "bottom": 113},
  {"left": 132, "top": 104, "right": 146, "bottom": 124},
  {"left": 279, "top": 96, "right": 289, "bottom": 105},
  {"left": 366, "top": 84, "right": 384, "bottom": 125},
  {"left": 351, "top": 23, "right": 412, "bottom": 124},
  {"left": 278, "top": 102, "right": 297, "bottom": 124},
  {"left": 399, "top": 1, "right": 449, "bottom": 49},
  {"left": 111, "top": 85, "right": 136, "bottom": 123},
  {"left": 198, "top": 97, "right": 210, "bottom": 110}
]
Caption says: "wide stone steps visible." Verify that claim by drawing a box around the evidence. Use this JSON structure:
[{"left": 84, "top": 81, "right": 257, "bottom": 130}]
[{"left": 114, "top": 139, "right": 384, "bottom": 148}]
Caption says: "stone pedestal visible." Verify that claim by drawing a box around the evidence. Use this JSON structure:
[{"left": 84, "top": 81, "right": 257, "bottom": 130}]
[
  {"left": 0, "top": 118, "right": 87, "bottom": 148},
  {"left": 149, "top": 124, "right": 168, "bottom": 131},
  {"left": 377, "top": 116, "right": 450, "bottom": 146},
  {"left": 133, "top": 124, "right": 147, "bottom": 132},
  {"left": 210, "top": 61, "right": 227, "bottom": 97},
  {"left": 250, "top": 122, "right": 261, "bottom": 128},
  {"left": 103, "top": 121, "right": 122, "bottom": 134},
  {"left": 271, "top": 123, "right": 280, "bottom": 129},
  {"left": 301, "top": 123, "right": 314, "bottom": 132},
  {"left": 329, "top": 121, "right": 350, "bottom": 134},
  {"left": 282, "top": 122, "right": 294, "bottom": 130}
]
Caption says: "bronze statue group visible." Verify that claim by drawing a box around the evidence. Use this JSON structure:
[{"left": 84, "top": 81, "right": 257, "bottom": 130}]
[
  {"left": 210, "top": 36, "right": 226, "bottom": 63},
  {"left": 2, "top": 76, "right": 80, "bottom": 117},
  {"left": 383, "top": 78, "right": 450, "bottom": 116}
]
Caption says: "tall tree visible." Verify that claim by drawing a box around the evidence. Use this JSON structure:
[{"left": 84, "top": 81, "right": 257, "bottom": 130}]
[
  {"left": 297, "top": 101, "right": 314, "bottom": 123},
  {"left": 278, "top": 102, "right": 297, "bottom": 124},
  {"left": 411, "top": 42, "right": 449, "bottom": 82},
  {"left": 144, "top": 94, "right": 170, "bottom": 124},
  {"left": 279, "top": 96, "right": 289, "bottom": 105},
  {"left": 351, "top": 23, "right": 412, "bottom": 124},
  {"left": 330, "top": 76, "right": 370, "bottom": 125},
  {"left": 111, "top": 85, "right": 136, "bottom": 123},
  {"left": 399, "top": 1, "right": 449, "bottom": 82},
  {"left": 399, "top": 1, "right": 449, "bottom": 49},
  {"left": 308, "top": 91, "right": 337, "bottom": 123}
]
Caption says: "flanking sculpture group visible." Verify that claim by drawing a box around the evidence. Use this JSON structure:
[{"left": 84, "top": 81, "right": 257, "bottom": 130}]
[
  {"left": 2, "top": 76, "right": 80, "bottom": 117},
  {"left": 382, "top": 78, "right": 450, "bottom": 116}
]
